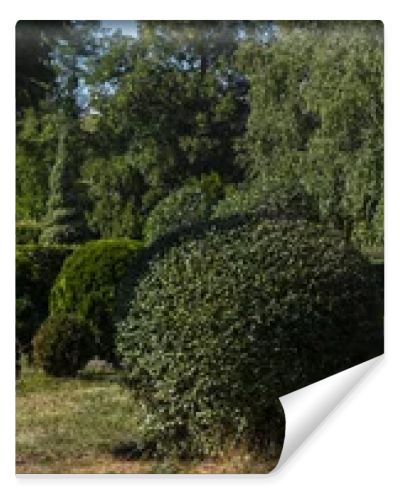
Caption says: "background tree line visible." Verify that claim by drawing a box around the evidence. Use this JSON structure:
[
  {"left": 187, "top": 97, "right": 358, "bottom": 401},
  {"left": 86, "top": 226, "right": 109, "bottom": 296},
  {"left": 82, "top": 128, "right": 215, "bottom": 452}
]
[{"left": 16, "top": 20, "right": 383, "bottom": 249}]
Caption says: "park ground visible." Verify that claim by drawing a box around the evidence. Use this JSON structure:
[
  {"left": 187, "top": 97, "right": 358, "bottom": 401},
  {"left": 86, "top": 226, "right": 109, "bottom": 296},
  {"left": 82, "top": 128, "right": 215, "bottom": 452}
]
[{"left": 16, "top": 361, "right": 279, "bottom": 474}]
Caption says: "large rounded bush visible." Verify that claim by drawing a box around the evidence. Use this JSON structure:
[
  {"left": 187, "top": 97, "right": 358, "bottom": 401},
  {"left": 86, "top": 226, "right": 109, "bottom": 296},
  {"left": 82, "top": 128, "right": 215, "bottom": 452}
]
[
  {"left": 212, "top": 175, "right": 318, "bottom": 221},
  {"left": 50, "top": 239, "right": 143, "bottom": 362},
  {"left": 16, "top": 244, "right": 73, "bottom": 356},
  {"left": 143, "top": 173, "right": 224, "bottom": 245},
  {"left": 117, "top": 219, "right": 383, "bottom": 458},
  {"left": 33, "top": 314, "right": 95, "bottom": 377}
]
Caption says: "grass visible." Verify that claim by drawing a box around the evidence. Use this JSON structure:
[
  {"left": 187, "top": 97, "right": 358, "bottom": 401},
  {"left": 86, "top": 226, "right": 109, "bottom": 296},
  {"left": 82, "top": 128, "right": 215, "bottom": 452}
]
[
  {"left": 16, "top": 363, "right": 143, "bottom": 471},
  {"left": 16, "top": 362, "right": 279, "bottom": 474}
]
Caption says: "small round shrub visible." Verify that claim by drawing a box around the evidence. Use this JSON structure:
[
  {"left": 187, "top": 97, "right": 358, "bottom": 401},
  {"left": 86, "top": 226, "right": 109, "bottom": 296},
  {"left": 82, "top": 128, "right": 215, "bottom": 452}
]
[
  {"left": 16, "top": 244, "right": 73, "bottom": 356},
  {"left": 16, "top": 220, "right": 42, "bottom": 244},
  {"left": 33, "top": 314, "right": 95, "bottom": 377},
  {"left": 117, "top": 219, "right": 383, "bottom": 458},
  {"left": 143, "top": 172, "right": 225, "bottom": 245},
  {"left": 50, "top": 239, "right": 143, "bottom": 362}
]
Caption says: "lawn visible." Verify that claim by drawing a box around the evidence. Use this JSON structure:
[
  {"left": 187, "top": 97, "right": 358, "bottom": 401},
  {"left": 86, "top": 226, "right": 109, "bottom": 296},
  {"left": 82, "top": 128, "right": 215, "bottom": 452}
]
[{"left": 16, "top": 363, "right": 279, "bottom": 474}]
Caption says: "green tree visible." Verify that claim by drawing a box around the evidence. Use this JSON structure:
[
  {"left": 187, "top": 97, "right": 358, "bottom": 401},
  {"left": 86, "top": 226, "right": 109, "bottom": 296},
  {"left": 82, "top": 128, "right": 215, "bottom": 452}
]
[
  {"left": 138, "top": 21, "right": 274, "bottom": 74},
  {"left": 16, "top": 21, "right": 71, "bottom": 115},
  {"left": 81, "top": 21, "right": 269, "bottom": 232},
  {"left": 16, "top": 106, "right": 57, "bottom": 220},
  {"left": 16, "top": 21, "right": 74, "bottom": 221},
  {"left": 82, "top": 155, "right": 146, "bottom": 239},
  {"left": 91, "top": 41, "right": 246, "bottom": 198},
  {"left": 40, "top": 22, "right": 99, "bottom": 243},
  {"left": 238, "top": 22, "right": 383, "bottom": 245},
  {"left": 302, "top": 25, "right": 383, "bottom": 244},
  {"left": 40, "top": 109, "right": 89, "bottom": 244}
]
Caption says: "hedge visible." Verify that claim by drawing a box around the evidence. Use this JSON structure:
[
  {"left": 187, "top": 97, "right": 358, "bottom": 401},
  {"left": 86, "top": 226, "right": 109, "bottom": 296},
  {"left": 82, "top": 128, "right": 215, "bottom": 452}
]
[
  {"left": 50, "top": 239, "right": 144, "bottom": 362},
  {"left": 16, "top": 244, "right": 73, "bottom": 356},
  {"left": 117, "top": 218, "right": 383, "bottom": 458},
  {"left": 143, "top": 173, "right": 224, "bottom": 245}
]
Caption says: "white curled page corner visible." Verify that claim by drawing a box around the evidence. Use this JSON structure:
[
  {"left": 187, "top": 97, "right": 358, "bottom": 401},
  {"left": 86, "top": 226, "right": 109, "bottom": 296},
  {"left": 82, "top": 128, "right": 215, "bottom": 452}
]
[{"left": 274, "top": 355, "right": 383, "bottom": 471}]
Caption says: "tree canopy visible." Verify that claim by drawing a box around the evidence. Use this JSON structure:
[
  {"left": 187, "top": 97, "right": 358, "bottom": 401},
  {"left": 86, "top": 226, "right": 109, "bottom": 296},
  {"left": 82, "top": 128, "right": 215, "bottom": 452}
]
[{"left": 16, "top": 20, "right": 383, "bottom": 249}]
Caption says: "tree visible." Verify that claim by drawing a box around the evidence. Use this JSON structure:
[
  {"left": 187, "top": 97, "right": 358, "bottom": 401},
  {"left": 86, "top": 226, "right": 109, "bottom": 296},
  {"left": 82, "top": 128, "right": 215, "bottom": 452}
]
[
  {"left": 89, "top": 26, "right": 248, "bottom": 207},
  {"left": 82, "top": 155, "right": 146, "bottom": 239},
  {"left": 16, "top": 105, "right": 57, "bottom": 221},
  {"left": 238, "top": 22, "right": 383, "bottom": 245},
  {"left": 16, "top": 21, "right": 73, "bottom": 221},
  {"left": 39, "top": 109, "right": 89, "bottom": 244},
  {"left": 138, "top": 21, "right": 274, "bottom": 75},
  {"left": 40, "top": 22, "right": 99, "bottom": 243},
  {"left": 78, "top": 21, "right": 273, "bottom": 232},
  {"left": 16, "top": 21, "right": 69, "bottom": 115},
  {"left": 302, "top": 24, "right": 383, "bottom": 244}
]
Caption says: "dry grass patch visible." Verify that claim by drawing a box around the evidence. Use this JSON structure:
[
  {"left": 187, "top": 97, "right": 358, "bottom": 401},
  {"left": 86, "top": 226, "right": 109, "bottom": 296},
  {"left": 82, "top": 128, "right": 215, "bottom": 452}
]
[{"left": 16, "top": 365, "right": 279, "bottom": 474}]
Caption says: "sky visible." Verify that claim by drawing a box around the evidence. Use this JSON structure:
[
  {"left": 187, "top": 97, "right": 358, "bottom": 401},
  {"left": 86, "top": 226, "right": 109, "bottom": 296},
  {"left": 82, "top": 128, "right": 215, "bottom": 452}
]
[{"left": 101, "top": 20, "right": 138, "bottom": 37}]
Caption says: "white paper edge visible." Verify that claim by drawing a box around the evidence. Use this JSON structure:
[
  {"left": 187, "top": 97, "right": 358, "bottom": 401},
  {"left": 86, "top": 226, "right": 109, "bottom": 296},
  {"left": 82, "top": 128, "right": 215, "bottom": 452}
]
[{"left": 273, "top": 354, "right": 383, "bottom": 472}]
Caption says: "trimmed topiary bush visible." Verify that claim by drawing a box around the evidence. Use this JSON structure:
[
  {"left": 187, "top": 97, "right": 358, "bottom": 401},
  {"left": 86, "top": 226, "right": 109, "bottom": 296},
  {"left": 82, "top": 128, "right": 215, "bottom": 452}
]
[
  {"left": 143, "top": 172, "right": 225, "bottom": 245},
  {"left": 117, "top": 218, "right": 383, "bottom": 458},
  {"left": 33, "top": 313, "right": 95, "bottom": 377},
  {"left": 212, "top": 175, "right": 319, "bottom": 221},
  {"left": 16, "top": 220, "right": 42, "bottom": 244},
  {"left": 50, "top": 239, "right": 144, "bottom": 362},
  {"left": 16, "top": 244, "right": 73, "bottom": 356}
]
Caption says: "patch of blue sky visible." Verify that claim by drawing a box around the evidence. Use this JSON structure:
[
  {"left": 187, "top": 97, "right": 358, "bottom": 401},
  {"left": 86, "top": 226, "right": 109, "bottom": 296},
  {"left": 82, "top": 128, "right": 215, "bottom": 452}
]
[{"left": 101, "top": 21, "right": 138, "bottom": 38}]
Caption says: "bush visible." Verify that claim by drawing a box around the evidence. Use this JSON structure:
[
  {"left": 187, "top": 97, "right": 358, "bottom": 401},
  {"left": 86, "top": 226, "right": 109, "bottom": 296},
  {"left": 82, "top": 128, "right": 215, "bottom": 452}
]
[
  {"left": 50, "top": 239, "right": 144, "bottom": 362},
  {"left": 16, "top": 220, "right": 42, "bottom": 244},
  {"left": 143, "top": 173, "right": 225, "bottom": 245},
  {"left": 117, "top": 219, "right": 383, "bottom": 458},
  {"left": 16, "top": 244, "right": 73, "bottom": 356},
  {"left": 33, "top": 314, "right": 95, "bottom": 377},
  {"left": 212, "top": 175, "right": 318, "bottom": 221}
]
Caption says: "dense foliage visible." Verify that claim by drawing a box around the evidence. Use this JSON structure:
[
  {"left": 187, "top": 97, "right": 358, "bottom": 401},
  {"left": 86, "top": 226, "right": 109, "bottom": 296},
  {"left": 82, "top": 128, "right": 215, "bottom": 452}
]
[
  {"left": 15, "top": 21, "right": 384, "bottom": 463},
  {"left": 144, "top": 173, "right": 225, "bottom": 244},
  {"left": 50, "top": 239, "right": 144, "bottom": 361},
  {"left": 16, "top": 244, "right": 73, "bottom": 355},
  {"left": 88, "top": 26, "right": 248, "bottom": 191},
  {"left": 117, "top": 219, "right": 383, "bottom": 457},
  {"left": 237, "top": 22, "right": 383, "bottom": 244},
  {"left": 33, "top": 313, "right": 95, "bottom": 377},
  {"left": 16, "top": 21, "right": 383, "bottom": 251},
  {"left": 213, "top": 175, "right": 318, "bottom": 221},
  {"left": 16, "top": 107, "right": 57, "bottom": 221},
  {"left": 16, "top": 21, "right": 71, "bottom": 115},
  {"left": 82, "top": 156, "right": 146, "bottom": 239},
  {"left": 39, "top": 108, "right": 89, "bottom": 244},
  {"left": 16, "top": 221, "right": 42, "bottom": 245}
]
